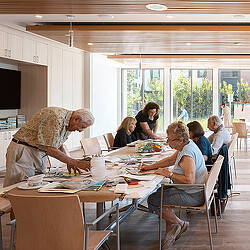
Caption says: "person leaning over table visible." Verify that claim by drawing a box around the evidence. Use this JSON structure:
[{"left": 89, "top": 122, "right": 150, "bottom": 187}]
[
  {"left": 187, "top": 121, "right": 212, "bottom": 164},
  {"left": 134, "top": 102, "right": 160, "bottom": 140},
  {"left": 113, "top": 117, "right": 137, "bottom": 148},
  {"left": 139, "top": 121, "right": 208, "bottom": 249},
  {"left": 4, "top": 107, "right": 95, "bottom": 187},
  {"left": 207, "top": 115, "right": 231, "bottom": 157}
]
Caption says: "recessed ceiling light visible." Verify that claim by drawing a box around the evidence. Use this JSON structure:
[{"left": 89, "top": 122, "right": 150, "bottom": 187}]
[
  {"left": 186, "top": 42, "right": 191, "bottom": 46},
  {"left": 233, "top": 14, "right": 246, "bottom": 20},
  {"left": 146, "top": 4, "right": 167, "bottom": 11},
  {"left": 97, "top": 14, "right": 114, "bottom": 20},
  {"left": 234, "top": 42, "right": 242, "bottom": 46},
  {"left": 34, "top": 14, "right": 42, "bottom": 18},
  {"left": 66, "top": 15, "right": 75, "bottom": 19},
  {"left": 166, "top": 15, "right": 173, "bottom": 19},
  {"left": 88, "top": 43, "right": 93, "bottom": 46}
]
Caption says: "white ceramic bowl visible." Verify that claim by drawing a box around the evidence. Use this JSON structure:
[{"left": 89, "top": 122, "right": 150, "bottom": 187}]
[{"left": 27, "top": 174, "right": 45, "bottom": 187}]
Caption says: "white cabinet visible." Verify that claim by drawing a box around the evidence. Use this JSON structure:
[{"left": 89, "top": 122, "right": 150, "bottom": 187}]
[
  {"left": 48, "top": 46, "right": 63, "bottom": 107},
  {"left": 0, "top": 30, "right": 5, "bottom": 58},
  {"left": 0, "top": 130, "right": 18, "bottom": 169},
  {"left": 36, "top": 42, "right": 48, "bottom": 65},
  {"left": 2, "top": 32, "right": 22, "bottom": 61},
  {"left": 23, "top": 38, "right": 48, "bottom": 66},
  {"left": 62, "top": 50, "right": 73, "bottom": 110}
]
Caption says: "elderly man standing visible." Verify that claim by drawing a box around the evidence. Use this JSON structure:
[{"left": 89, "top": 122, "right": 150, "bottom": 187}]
[
  {"left": 207, "top": 115, "right": 231, "bottom": 156},
  {"left": 4, "top": 107, "right": 94, "bottom": 187}
]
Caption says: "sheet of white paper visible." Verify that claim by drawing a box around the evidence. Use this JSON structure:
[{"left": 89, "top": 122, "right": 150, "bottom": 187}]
[{"left": 120, "top": 173, "right": 156, "bottom": 181}]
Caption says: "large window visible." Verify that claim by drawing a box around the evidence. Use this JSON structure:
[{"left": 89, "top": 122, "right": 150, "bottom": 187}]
[
  {"left": 122, "top": 69, "right": 164, "bottom": 131},
  {"left": 171, "top": 69, "right": 213, "bottom": 127},
  {"left": 219, "top": 69, "right": 250, "bottom": 118}
]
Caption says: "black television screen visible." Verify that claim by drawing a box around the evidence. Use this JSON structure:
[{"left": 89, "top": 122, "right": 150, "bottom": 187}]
[{"left": 0, "top": 68, "right": 21, "bottom": 109}]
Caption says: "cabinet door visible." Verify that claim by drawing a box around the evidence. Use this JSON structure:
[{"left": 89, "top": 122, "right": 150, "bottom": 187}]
[
  {"left": 8, "top": 33, "right": 22, "bottom": 60},
  {"left": 72, "top": 53, "right": 83, "bottom": 110},
  {"left": 0, "top": 132, "right": 5, "bottom": 168},
  {"left": 49, "top": 46, "right": 63, "bottom": 107},
  {"left": 0, "top": 30, "right": 7, "bottom": 58},
  {"left": 62, "top": 50, "right": 73, "bottom": 109},
  {"left": 23, "top": 37, "right": 36, "bottom": 63},
  {"left": 36, "top": 42, "right": 48, "bottom": 66}
]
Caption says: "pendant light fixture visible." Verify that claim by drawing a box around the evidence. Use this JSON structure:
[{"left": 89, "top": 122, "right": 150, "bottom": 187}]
[{"left": 68, "top": 22, "right": 74, "bottom": 48}]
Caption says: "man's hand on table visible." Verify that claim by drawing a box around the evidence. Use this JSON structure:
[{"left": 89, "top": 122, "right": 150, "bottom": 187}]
[{"left": 67, "top": 161, "right": 91, "bottom": 175}]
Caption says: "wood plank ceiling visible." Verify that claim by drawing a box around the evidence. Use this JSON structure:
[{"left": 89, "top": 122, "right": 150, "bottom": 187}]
[{"left": 3, "top": 0, "right": 250, "bottom": 67}]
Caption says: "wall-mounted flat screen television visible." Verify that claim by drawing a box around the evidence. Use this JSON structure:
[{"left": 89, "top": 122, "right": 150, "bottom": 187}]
[{"left": 0, "top": 68, "right": 21, "bottom": 109}]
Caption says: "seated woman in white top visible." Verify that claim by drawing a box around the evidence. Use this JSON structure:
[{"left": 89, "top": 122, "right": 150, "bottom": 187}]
[{"left": 140, "top": 121, "right": 207, "bottom": 248}]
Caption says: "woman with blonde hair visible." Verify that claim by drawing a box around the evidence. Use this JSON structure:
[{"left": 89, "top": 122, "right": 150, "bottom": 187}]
[{"left": 113, "top": 117, "right": 137, "bottom": 147}]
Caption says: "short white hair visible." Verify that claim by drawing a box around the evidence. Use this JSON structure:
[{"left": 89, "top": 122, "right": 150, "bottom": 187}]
[
  {"left": 74, "top": 109, "right": 95, "bottom": 125},
  {"left": 209, "top": 115, "right": 222, "bottom": 125}
]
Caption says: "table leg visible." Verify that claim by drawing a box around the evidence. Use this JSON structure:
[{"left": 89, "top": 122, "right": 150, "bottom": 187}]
[
  {"left": 96, "top": 202, "right": 104, "bottom": 230},
  {"left": 0, "top": 213, "right": 3, "bottom": 250}
]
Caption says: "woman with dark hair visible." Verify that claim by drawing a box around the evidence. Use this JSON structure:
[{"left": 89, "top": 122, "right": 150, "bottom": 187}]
[
  {"left": 187, "top": 121, "right": 212, "bottom": 164},
  {"left": 134, "top": 102, "right": 160, "bottom": 140}
]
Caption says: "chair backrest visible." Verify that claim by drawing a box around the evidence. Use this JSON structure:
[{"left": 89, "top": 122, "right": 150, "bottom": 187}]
[
  {"left": 232, "top": 122, "right": 247, "bottom": 138},
  {"left": 8, "top": 193, "right": 85, "bottom": 250},
  {"left": 80, "top": 137, "right": 102, "bottom": 155},
  {"left": 205, "top": 155, "right": 224, "bottom": 200},
  {"left": 228, "top": 133, "right": 238, "bottom": 159},
  {"left": 103, "top": 133, "right": 115, "bottom": 150}
]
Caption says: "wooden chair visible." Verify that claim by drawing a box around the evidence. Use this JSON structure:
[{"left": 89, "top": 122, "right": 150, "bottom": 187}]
[
  {"left": 232, "top": 122, "right": 249, "bottom": 152},
  {"left": 228, "top": 133, "right": 238, "bottom": 181},
  {"left": 8, "top": 193, "right": 120, "bottom": 250},
  {"left": 159, "top": 156, "right": 224, "bottom": 250},
  {"left": 0, "top": 198, "right": 11, "bottom": 250},
  {"left": 80, "top": 137, "right": 102, "bottom": 155},
  {"left": 103, "top": 133, "right": 119, "bottom": 151}
]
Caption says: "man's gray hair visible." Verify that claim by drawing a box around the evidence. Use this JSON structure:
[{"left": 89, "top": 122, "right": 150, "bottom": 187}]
[
  {"left": 74, "top": 109, "right": 95, "bottom": 125},
  {"left": 209, "top": 115, "right": 222, "bottom": 125}
]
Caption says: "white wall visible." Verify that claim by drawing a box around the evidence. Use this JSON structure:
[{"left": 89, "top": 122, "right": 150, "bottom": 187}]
[
  {"left": 0, "top": 62, "right": 18, "bottom": 118},
  {"left": 90, "top": 54, "right": 120, "bottom": 137}
]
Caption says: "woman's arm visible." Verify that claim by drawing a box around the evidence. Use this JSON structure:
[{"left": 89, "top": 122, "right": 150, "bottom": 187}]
[
  {"left": 139, "top": 151, "right": 178, "bottom": 171},
  {"left": 155, "top": 155, "right": 196, "bottom": 184},
  {"left": 153, "top": 119, "right": 158, "bottom": 133},
  {"left": 140, "top": 122, "right": 157, "bottom": 138}
]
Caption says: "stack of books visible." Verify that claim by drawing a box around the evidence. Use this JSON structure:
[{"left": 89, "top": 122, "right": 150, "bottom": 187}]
[
  {"left": 0, "top": 118, "right": 9, "bottom": 130},
  {"left": 17, "top": 114, "right": 26, "bottom": 128},
  {"left": 7, "top": 117, "right": 17, "bottom": 129}
]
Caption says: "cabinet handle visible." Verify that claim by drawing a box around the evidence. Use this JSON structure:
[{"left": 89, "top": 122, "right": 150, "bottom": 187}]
[
  {"left": 4, "top": 133, "right": 7, "bottom": 140},
  {"left": 8, "top": 132, "right": 11, "bottom": 140},
  {"left": 33, "top": 55, "right": 36, "bottom": 62},
  {"left": 9, "top": 49, "right": 11, "bottom": 58},
  {"left": 5, "top": 48, "right": 8, "bottom": 57},
  {"left": 37, "top": 55, "right": 39, "bottom": 63}
]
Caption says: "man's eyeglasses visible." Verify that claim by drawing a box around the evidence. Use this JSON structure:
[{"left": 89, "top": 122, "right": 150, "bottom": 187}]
[{"left": 166, "top": 138, "right": 178, "bottom": 143}]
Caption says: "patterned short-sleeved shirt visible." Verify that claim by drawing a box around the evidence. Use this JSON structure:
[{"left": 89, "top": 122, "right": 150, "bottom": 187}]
[{"left": 13, "top": 107, "right": 73, "bottom": 151}]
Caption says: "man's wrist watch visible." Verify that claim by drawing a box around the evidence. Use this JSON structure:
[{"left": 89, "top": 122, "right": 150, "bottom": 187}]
[{"left": 169, "top": 172, "right": 174, "bottom": 179}]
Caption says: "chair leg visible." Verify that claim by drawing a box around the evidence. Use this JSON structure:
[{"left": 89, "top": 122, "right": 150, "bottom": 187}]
[
  {"left": 218, "top": 199, "right": 222, "bottom": 219},
  {"left": 205, "top": 205, "right": 213, "bottom": 250},
  {"left": 233, "top": 154, "right": 237, "bottom": 179},
  {"left": 159, "top": 186, "right": 164, "bottom": 250},
  {"left": 212, "top": 194, "right": 219, "bottom": 234},
  {"left": 229, "top": 161, "right": 233, "bottom": 189},
  {"left": 0, "top": 213, "right": 3, "bottom": 250}
]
